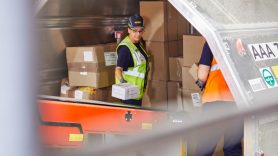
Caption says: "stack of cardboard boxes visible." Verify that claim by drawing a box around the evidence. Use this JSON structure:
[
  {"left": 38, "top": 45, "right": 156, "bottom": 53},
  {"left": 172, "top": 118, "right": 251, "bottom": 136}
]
[
  {"left": 167, "top": 35, "right": 205, "bottom": 112},
  {"left": 141, "top": 1, "right": 206, "bottom": 112},
  {"left": 181, "top": 35, "right": 206, "bottom": 112},
  {"left": 60, "top": 43, "right": 119, "bottom": 102}
]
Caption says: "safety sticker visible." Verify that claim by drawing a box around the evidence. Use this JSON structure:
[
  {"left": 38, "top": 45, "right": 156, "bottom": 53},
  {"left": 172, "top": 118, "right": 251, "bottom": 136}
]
[
  {"left": 69, "top": 134, "right": 83, "bottom": 142},
  {"left": 248, "top": 42, "right": 278, "bottom": 61},
  {"left": 83, "top": 51, "right": 93, "bottom": 62},
  {"left": 271, "top": 66, "right": 278, "bottom": 79},
  {"left": 248, "top": 78, "right": 266, "bottom": 92},
  {"left": 141, "top": 123, "right": 152, "bottom": 130},
  {"left": 260, "top": 67, "right": 278, "bottom": 88}
]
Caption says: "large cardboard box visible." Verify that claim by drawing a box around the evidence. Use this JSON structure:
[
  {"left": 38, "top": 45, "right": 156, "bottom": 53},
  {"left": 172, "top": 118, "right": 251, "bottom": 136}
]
[
  {"left": 167, "top": 81, "right": 183, "bottom": 112},
  {"left": 142, "top": 80, "right": 168, "bottom": 110},
  {"left": 168, "top": 40, "right": 183, "bottom": 57},
  {"left": 182, "top": 66, "right": 200, "bottom": 90},
  {"left": 169, "top": 57, "right": 183, "bottom": 81},
  {"left": 66, "top": 43, "right": 117, "bottom": 88},
  {"left": 140, "top": 1, "right": 188, "bottom": 42},
  {"left": 182, "top": 89, "right": 202, "bottom": 112},
  {"left": 183, "top": 35, "right": 205, "bottom": 66},
  {"left": 145, "top": 41, "right": 169, "bottom": 81}
]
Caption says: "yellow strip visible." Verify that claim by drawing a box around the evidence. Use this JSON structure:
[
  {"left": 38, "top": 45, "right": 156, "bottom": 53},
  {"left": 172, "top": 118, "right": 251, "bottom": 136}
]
[
  {"left": 180, "top": 141, "right": 187, "bottom": 156},
  {"left": 141, "top": 123, "right": 152, "bottom": 130},
  {"left": 69, "top": 134, "right": 84, "bottom": 142},
  {"left": 272, "top": 66, "right": 278, "bottom": 79}
]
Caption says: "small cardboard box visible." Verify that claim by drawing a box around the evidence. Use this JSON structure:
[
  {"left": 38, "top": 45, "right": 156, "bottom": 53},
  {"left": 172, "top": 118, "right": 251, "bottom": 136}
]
[{"left": 112, "top": 83, "right": 139, "bottom": 100}]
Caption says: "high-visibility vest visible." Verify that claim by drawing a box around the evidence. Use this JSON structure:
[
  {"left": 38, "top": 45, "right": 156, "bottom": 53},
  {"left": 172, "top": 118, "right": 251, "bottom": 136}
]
[
  {"left": 115, "top": 36, "right": 148, "bottom": 100},
  {"left": 202, "top": 58, "right": 234, "bottom": 103}
]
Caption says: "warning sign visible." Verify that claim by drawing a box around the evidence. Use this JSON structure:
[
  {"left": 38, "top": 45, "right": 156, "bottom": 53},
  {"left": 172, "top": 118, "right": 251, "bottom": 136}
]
[
  {"left": 248, "top": 42, "right": 278, "bottom": 61},
  {"left": 260, "top": 67, "right": 278, "bottom": 88}
]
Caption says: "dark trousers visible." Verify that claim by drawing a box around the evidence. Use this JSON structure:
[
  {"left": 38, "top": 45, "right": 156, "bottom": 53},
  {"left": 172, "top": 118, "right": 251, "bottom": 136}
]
[
  {"left": 123, "top": 99, "right": 142, "bottom": 106},
  {"left": 195, "top": 101, "right": 243, "bottom": 156}
]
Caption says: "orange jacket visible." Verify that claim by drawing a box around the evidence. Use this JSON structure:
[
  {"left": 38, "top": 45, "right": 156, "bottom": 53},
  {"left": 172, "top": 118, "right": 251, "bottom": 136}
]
[{"left": 202, "top": 58, "right": 234, "bottom": 103}]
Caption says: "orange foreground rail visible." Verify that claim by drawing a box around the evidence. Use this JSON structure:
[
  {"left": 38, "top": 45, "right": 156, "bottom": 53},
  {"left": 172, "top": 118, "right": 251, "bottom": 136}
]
[{"left": 39, "top": 97, "right": 167, "bottom": 147}]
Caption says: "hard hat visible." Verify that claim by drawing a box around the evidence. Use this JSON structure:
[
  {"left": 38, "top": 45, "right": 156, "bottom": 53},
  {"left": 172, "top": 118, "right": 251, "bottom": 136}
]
[{"left": 128, "top": 14, "right": 144, "bottom": 28}]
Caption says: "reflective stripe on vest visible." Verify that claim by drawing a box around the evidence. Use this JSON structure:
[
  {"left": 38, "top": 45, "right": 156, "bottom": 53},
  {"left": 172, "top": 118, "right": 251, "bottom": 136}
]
[
  {"left": 210, "top": 64, "right": 220, "bottom": 72},
  {"left": 123, "top": 67, "right": 145, "bottom": 78}
]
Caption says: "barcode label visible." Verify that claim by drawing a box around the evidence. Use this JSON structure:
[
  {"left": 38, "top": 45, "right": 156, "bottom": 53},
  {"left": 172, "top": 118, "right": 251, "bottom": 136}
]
[
  {"left": 248, "top": 78, "right": 266, "bottom": 92},
  {"left": 191, "top": 93, "right": 201, "bottom": 107}
]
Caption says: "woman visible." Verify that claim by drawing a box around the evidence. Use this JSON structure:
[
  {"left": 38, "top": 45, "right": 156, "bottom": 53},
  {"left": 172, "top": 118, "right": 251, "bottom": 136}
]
[{"left": 115, "top": 14, "right": 149, "bottom": 106}]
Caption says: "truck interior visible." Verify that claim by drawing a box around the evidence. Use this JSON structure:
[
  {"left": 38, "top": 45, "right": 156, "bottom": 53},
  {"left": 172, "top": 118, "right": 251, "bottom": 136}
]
[{"left": 34, "top": 0, "right": 278, "bottom": 155}]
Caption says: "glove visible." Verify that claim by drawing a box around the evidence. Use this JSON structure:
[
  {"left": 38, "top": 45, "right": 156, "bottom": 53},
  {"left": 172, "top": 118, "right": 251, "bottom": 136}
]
[
  {"left": 196, "top": 79, "right": 206, "bottom": 91},
  {"left": 120, "top": 78, "right": 127, "bottom": 83}
]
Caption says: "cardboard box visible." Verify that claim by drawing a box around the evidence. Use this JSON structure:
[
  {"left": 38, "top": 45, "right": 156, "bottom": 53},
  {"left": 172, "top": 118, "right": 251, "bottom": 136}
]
[
  {"left": 182, "top": 66, "right": 200, "bottom": 90},
  {"left": 60, "top": 78, "right": 78, "bottom": 97},
  {"left": 168, "top": 41, "right": 178, "bottom": 57},
  {"left": 169, "top": 57, "right": 183, "bottom": 81},
  {"left": 142, "top": 80, "right": 168, "bottom": 110},
  {"left": 183, "top": 35, "right": 205, "bottom": 66},
  {"left": 145, "top": 41, "right": 169, "bottom": 81},
  {"left": 112, "top": 83, "right": 139, "bottom": 100},
  {"left": 182, "top": 89, "right": 202, "bottom": 112},
  {"left": 140, "top": 1, "right": 167, "bottom": 41},
  {"left": 167, "top": 81, "right": 183, "bottom": 112},
  {"left": 66, "top": 43, "right": 116, "bottom": 88},
  {"left": 106, "top": 87, "right": 121, "bottom": 103},
  {"left": 177, "top": 40, "right": 183, "bottom": 56},
  {"left": 140, "top": 1, "right": 188, "bottom": 42},
  {"left": 189, "top": 63, "right": 198, "bottom": 81}
]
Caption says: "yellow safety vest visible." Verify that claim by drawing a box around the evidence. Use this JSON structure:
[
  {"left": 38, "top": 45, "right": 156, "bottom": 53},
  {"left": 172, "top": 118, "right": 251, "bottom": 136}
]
[{"left": 116, "top": 36, "right": 148, "bottom": 100}]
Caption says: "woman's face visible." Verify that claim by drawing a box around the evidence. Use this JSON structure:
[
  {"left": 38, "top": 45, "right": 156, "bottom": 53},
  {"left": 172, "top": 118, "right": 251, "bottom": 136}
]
[{"left": 128, "top": 27, "right": 144, "bottom": 43}]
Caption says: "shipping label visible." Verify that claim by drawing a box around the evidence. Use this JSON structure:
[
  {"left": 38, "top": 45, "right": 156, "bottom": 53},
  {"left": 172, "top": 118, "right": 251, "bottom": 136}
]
[
  {"left": 83, "top": 51, "right": 93, "bottom": 62},
  {"left": 104, "top": 52, "right": 117, "bottom": 66},
  {"left": 191, "top": 93, "right": 201, "bottom": 107}
]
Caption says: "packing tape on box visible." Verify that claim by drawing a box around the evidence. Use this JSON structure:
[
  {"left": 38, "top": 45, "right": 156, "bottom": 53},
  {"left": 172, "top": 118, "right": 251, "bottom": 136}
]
[{"left": 67, "top": 62, "right": 113, "bottom": 72}]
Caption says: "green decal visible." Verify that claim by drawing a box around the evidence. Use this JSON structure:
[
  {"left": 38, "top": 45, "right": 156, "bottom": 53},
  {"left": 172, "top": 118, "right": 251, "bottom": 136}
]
[{"left": 262, "top": 69, "right": 275, "bottom": 86}]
